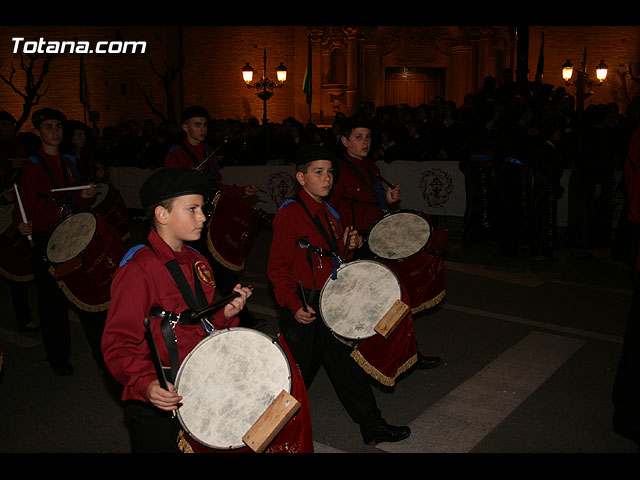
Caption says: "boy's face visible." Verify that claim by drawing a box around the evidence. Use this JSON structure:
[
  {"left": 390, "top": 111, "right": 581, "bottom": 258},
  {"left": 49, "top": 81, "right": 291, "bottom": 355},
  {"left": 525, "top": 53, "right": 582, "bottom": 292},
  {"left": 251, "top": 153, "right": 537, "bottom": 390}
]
[
  {"left": 183, "top": 116, "right": 208, "bottom": 144},
  {"left": 156, "top": 194, "right": 207, "bottom": 250},
  {"left": 36, "top": 119, "right": 64, "bottom": 148},
  {"left": 341, "top": 127, "right": 371, "bottom": 160},
  {"left": 296, "top": 159, "right": 333, "bottom": 202}
]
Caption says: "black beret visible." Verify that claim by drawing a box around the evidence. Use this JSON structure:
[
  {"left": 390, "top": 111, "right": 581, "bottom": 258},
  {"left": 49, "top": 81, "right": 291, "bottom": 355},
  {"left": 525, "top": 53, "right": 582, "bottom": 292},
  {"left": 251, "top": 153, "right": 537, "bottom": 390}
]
[
  {"left": 32, "top": 108, "right": 66, "bottom": 129},
  {"left": 140, "top": 167, "right": 212, "bottom": 209},
  {"left": 340, "top": 115, "right": 372, "bottom": 136},
  {"left": 295, "top": 144, "right": 336, "bottom": 166},
  {"left": 181, "top": 105, "right": 211, "bottom": 123}
]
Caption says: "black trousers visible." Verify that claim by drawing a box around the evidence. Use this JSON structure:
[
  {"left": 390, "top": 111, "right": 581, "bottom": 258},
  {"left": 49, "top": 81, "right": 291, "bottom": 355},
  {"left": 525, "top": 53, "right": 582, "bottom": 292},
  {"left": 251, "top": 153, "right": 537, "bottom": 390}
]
[
  {"left": 30, "top": 233, "right": 106, "bottom": 367},
  {"left": 279, "top": 292, "right": 383, "bottom": 436},
  {"left": 124, "top": 401, "right": 181, "bottom": 453}
]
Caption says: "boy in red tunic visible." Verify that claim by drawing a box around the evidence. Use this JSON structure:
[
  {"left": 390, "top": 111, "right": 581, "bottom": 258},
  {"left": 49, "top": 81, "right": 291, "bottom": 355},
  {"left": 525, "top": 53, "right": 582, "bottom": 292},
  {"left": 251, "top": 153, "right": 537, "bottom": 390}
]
[{"left": 268, "top": 145, "right": 411, "bottom": 445}]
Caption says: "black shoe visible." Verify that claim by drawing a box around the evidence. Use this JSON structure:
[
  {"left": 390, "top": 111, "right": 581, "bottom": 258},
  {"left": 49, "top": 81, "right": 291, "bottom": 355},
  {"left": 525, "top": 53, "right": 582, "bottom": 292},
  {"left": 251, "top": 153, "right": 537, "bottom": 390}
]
[
  {"left": 413, "top": 352, "right": 442, "bottom": 370},
  {"left": 53, "top": 361, "right": 74, "bottom": 376},
  {"left": 362, "top": 422, "right": 411, "bottom": 445}
]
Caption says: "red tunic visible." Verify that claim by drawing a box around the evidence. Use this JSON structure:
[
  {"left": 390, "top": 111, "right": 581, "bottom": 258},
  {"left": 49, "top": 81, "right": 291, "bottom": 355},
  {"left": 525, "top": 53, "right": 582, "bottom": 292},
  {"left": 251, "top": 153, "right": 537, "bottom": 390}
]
[
  {"left": 164, "top": 141, "right": 245, "bottom": 198},
  {"left": 268, "top": 187, "right": 350, "bottom": 316},
  {"left": 17, "top": 148, "right": 91, "bottom": 233},
  {"left": 328, "top": 153, "right": 387, "bottom": 231},
  {"left": 101, "top": 228, "right": 238, "bottom": 403}
]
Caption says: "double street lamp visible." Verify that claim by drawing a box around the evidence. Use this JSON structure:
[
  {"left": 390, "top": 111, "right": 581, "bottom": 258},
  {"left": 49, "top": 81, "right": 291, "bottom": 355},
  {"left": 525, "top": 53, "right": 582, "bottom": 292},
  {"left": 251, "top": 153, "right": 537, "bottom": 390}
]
[
  {"left": 561, "top": 46, "right": 608, "bottom": 112},
  {"left": 242, "top": 49, "right": 287, "bottom": 125}
]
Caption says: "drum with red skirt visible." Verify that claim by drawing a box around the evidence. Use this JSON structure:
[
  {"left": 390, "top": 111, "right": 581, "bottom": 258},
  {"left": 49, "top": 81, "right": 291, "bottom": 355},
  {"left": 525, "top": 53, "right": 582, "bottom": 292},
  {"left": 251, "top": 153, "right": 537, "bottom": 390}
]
[
  {"left": 174, "top": 328, "right": 313, "bottom": 453},
  {"left": 318, "top": 259, "right": 418, "bottom": 387},
  {"left": 0, "top": 203, "right": 33, "bottom": 282},
  {"left": 45, "top": 211, "right": 125, "bottom": 312},
  {"left": 367, "top": 210, "right": 448, "bottom": 314},
  {"left": 90, "top": 182, "right": 130, "bottom": 241},
  {"left": 206, "top": 191, "right": 263, "bottom": 271}
]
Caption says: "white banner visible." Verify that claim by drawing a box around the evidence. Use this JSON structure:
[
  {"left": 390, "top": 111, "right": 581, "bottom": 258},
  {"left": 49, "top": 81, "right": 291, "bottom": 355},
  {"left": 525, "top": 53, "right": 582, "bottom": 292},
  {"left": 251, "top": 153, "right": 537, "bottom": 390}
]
[{"left": 109, "top": 162, "right": 622, "bottom": 229}]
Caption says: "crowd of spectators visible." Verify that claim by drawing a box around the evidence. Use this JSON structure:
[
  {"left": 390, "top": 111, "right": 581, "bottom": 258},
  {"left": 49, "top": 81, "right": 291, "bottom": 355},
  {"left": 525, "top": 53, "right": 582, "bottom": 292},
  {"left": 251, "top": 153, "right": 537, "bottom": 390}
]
[{"left": 3, "top": 70, "right": 639, "bottom": 261}]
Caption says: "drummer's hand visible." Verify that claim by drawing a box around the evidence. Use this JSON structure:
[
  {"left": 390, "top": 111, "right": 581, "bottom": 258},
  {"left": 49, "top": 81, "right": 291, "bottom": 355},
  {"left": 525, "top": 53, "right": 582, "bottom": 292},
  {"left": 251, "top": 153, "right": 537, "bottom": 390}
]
[
  {"left": 343, "top": 226, "right": 363, "bottom": 251},
  {"left": 294, "top": 305, "right": 316, "bottom": 324},
  {"left": 18, "top": 221, "right": 32, "bottom": 236},
  {"left": 147, "top": 380, "right": 182, "bottom": 412},
  {"left": 223, "top": 284, "right": 252, "bottom": 319},
  {"left": 385, "top": 184, "right": 401, "bottom": 204},
  {"left": 244, "top": 184, "right": 260, "bottom": 196},
  {"left": 80, "top": 182, "right": 97, "bottom": 199}
]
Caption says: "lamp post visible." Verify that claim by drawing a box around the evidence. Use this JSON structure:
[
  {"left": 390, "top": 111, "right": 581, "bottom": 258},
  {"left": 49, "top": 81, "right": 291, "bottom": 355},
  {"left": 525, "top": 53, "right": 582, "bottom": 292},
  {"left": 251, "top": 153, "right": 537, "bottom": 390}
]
[
  {"left": 242, "top": 49, "right": 287, "bottom": 125},
  {"left": 562, "top": 46, "right": 607, "bottom": 112}
]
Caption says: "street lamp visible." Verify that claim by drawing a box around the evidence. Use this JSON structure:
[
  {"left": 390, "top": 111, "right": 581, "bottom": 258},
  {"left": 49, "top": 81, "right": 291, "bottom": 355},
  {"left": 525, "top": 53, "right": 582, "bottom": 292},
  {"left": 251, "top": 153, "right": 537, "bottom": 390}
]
[
  {"left": 242, "top": 49, "right": 287, "bottom": 125},
  {"left": 561, "top": 47, "right": 608, "bottom": 112}
]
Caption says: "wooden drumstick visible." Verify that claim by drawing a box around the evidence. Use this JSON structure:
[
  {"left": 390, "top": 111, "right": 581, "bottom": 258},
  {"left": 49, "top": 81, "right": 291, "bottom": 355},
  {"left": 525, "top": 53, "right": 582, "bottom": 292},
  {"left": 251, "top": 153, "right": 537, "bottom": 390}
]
[
  {"left": 50, "top": 184, "right": 92, "bottom": 192},
  {"left": 13, "top": 183, "right": 32, "bottom": 244}
]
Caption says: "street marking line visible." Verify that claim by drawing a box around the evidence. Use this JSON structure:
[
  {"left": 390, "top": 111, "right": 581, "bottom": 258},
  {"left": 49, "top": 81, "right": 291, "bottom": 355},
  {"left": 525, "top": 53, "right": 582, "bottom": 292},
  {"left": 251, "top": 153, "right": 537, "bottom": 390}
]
[
  {"left": 442, "top": 303, "right": 623, "bottom": 344},
  {"left": 379, "top": 331, "right": 585, "bottom": 453}
]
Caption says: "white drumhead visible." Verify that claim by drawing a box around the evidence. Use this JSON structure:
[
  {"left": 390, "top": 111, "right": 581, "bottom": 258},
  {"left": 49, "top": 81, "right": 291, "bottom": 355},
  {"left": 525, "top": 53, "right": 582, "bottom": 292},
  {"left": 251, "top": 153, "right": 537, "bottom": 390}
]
[
  {"left": 368, "top": 211, "right": 431, "bottom": 260},
  {"left": 46, "top": 212, "right": 97, "bottom": 263},
  {"left": 0, "top": 204, "right": 15, "bottom": 235},
  {"left": 90, "top": 183, "right": 109, "bottom": 209},
  {"left": 175, "top": 328, "right": 292, "bottom": 450},
  {"left": 319, "top": 260, "right": 402, "bottom": 341}
]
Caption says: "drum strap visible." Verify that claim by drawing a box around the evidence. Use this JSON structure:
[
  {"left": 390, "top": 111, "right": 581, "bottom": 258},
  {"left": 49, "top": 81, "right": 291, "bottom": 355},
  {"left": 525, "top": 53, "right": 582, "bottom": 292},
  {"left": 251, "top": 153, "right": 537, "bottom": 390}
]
[
  {"left": 180, "top": 142, "right": 221, "bottom": 186},
  {"left": 294, "top": 194, "right": 340, "bottom": 304},
  {"left": 146, "top": 239, "right": 209, "bottom": 383},
  {"left": 34, "top": 154, "right": 74, "bottom": 211},
  {"left": 341, "top": 159, "right": 387, "bottom": 212}
]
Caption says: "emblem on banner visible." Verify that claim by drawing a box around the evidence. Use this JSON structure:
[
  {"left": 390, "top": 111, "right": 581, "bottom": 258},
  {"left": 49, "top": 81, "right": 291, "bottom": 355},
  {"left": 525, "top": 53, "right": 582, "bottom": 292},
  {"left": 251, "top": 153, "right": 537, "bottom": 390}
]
[
  {"left": 268, "top": 171, "right": 297, "bottom": 207},
  {"left": 419, "top": 168, "right": 454, "bottom": 208}
]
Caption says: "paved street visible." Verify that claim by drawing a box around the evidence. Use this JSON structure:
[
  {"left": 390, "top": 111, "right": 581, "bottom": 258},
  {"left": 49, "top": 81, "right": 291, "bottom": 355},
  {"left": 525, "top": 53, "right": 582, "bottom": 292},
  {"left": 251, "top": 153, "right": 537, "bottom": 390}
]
[{"left": 0, "top": 215, "right": 638, "bottom": 456}]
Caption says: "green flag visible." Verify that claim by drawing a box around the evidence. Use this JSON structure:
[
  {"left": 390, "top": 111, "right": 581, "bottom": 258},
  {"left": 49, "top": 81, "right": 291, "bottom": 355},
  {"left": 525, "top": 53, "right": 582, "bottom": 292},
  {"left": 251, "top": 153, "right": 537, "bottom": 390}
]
[{"left": 302, "top": 36, "right": 311, "bottom": 107}]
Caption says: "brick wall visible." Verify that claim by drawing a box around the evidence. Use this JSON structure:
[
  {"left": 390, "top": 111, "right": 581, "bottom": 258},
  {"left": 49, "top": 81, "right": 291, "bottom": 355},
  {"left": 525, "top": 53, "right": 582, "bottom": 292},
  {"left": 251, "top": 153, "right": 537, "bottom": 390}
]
[{"left": 2, "top": 25, "right": 639, "bottom": 135}]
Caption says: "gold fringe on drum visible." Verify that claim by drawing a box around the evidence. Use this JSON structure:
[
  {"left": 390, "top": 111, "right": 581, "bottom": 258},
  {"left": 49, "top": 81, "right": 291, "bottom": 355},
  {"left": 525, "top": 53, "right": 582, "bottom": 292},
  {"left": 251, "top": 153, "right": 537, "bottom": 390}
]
[
  {"left": 411, "top": 289, "right": 446, "bottom": 315},
  {"left": 0, "top": 267, "right": 33, "bottom": 283},
  {"left": 350, "top": 350, "right": 418, "bottom": 387},
  {"left": 206, "top": 234, "right": 246, "bottom": 271},
  {"left": 52, "top": 272, "right": 110, "bottom": 313}
]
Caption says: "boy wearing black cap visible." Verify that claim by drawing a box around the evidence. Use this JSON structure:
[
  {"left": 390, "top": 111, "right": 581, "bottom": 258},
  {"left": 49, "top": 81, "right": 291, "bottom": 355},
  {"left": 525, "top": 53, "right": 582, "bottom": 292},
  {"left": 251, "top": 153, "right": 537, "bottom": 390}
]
[
  {"left": 165, "top": 105, "right": 265, "bottom": 330},
  {"left": 268, "top": 145, "right": 411, "bottom": 445},
  {"left": 17, "top": 107, "right": 101, "bottom": 376},
  {"left": 101, "top": 167, "right": 253, "bottom": 452}
]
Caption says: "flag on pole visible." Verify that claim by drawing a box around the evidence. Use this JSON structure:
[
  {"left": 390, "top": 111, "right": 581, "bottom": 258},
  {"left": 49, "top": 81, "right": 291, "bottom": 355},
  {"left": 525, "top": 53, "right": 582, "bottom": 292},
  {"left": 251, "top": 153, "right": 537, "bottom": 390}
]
[
  {"left": 302, "top": 35, "right": 312, "bottom": 114},
  {"left": 535, "top": 29, "right": 545, "bottom": 83},
  {"left": 79, "top": 55, "right": 91, "bottom": 113}
]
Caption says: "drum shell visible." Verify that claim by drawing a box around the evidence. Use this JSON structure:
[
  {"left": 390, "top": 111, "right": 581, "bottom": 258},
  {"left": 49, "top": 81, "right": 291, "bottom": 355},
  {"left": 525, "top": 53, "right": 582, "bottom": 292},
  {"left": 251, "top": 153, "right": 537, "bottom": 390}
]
[
  {"left": 375, "top": 227, "right": 448, "bottom": 314},
  {"left": 206, "top": 192, "right": 262, "bottom": 271},
  {"left": 178, "top": 333, "right": 313, "bottom": 454},
  {"left": 319, "top": 259, "right": 403, "bottom": 344},
  {"left": 0, "top": 204, "right": 33, "bottom": 281},
  {"left": 47, "top": 212, "right": 125, "bottom": 312}
]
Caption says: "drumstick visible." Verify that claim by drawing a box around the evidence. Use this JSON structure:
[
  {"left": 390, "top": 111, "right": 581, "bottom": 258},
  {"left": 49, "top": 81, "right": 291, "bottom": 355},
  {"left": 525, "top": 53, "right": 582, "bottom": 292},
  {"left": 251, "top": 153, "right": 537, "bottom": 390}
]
[
  {"left": 143, "top": 318, "right": 177, "bottom": 418},
  {"left": 50, "top": 184, "right": 92, "bottom": 193},
  {"left": 13, "top": 183, "right": 32, "bottom": 243},
  {"left": 188, "top": 285, "right": 254, "bottom": 322},
  {"left": 196, "top": 139, "right": 228, "bottom": 170},
  {"left": 298, "top": 281, "right": 308, "bottom": 312}
]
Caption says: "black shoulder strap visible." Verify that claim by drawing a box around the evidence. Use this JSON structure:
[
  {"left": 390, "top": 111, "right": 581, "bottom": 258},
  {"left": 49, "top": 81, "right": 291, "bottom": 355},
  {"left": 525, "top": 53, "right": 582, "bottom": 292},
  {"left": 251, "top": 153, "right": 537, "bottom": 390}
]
[{"left": 146, "top": 239, "right": 208, "bottom": 383}]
